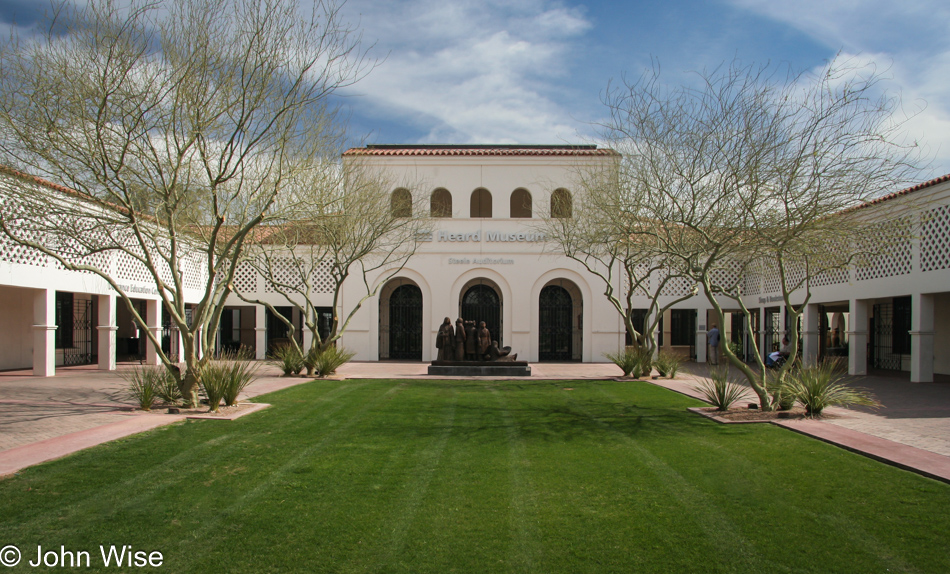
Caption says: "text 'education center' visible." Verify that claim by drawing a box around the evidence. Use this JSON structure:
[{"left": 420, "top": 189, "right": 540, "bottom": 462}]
[{"left": 1, "top": 144, "right": 948, "bottom": 382}]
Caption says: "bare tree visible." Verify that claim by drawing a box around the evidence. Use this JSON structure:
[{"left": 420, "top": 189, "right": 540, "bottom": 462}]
[
  {"left": 235, "top": 153, "right": 431, "bottom": 371},
  {"left": 538, "top": 159, "right": 697, "bottom": 353},
  {"left": 0, "top": 0, "right": 369, "bottom": 404},
  {"left": 599, "top": 58, "right": 923, "bottom": 409}
]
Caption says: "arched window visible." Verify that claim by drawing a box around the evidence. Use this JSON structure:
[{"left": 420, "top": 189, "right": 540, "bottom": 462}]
[
  {"left": 551, "top": 188, "right": 572, "bottom": 218},
  {"left": 391, "top": 188, "right": 411, "bottom": 217},
  {"left": 431, "top": 188, "right": 452, "bottom": 218},
  {"left": 470, "top": 188, "right": 492, "bottom": 218},
  {"left": 509, "top": 188, "right": 532, "bottom": 218}
]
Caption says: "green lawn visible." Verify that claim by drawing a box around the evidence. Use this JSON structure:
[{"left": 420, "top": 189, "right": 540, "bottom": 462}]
[{"left": 2, "top": 379, "right": 948, "bottom": 573}]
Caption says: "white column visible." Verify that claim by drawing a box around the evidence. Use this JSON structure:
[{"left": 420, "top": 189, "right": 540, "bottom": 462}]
[
  {"left": 802, "top": 303, "right": 820, "bottom": 367},
  {"left": 255, "top": 304, "right": 267, "bottom": 360},
  {"left": 848, "top": 299, "right": 868, "bottom": 376},
  {"left": 758, "top": 306, "right": 767, "bottom": 362},
  {"left": 695, "top": 327, "right": 708, "bottom": 363},
  {"left": 910, "top": 293, "right": 935, "bottom": 383},
  {"left": 145, "top": 299, "right": 161, "bottom": 365},
  {"left": 32, "top": 289, "right": 56, "bottom": 377},
  {"left": 97, "top": 294, "right": 118, "bottom": 371}
]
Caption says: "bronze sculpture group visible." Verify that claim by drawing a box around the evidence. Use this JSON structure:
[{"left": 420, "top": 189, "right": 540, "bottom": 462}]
[{"left": 435, "top": 317, "right": 517, "bottom": 362}]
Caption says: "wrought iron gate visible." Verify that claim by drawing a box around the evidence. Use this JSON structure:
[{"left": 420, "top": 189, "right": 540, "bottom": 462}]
[
  {"left": 58, "top": 296, "right": 93, "bottom": 366},
  {"left": 729, "top": 311, "right": 757, "bottom": 363},
  {"left": 539, "top": 285, "right": 574, "bottom": 361},
  {"left": 871, "top": 298, "right": 911, "bottom": 370},
  {"left": 389, "top": 284, "right": 422, "bottom": 360},
  {"left": 763, "top": 307, "right": 782, "bottom": 356},
  {"left": 460, "top": 284, "right": 501, "bottom": 347}
]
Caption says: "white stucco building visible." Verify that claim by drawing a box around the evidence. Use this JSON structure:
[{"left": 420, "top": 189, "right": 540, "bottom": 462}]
[{"left": 1, "top": 144, "right": 948, "bottom": 382}]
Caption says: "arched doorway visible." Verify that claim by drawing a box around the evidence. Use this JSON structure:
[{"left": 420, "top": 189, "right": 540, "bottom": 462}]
[
  {"left": 538, "top": 280, "right": 582, "bottom": 361},
  {"left": 384, "top": 283, "right": 423, "bottom": 360},
  {"left": 460, "top": 281, "right": 502, "bottom": 346}
]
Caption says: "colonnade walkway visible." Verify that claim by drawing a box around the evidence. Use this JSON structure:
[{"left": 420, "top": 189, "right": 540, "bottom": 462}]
[{"left": 1, "top": 361, "right": 948, "bottom": 482}]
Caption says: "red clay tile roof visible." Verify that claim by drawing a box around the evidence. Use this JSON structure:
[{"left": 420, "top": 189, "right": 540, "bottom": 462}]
[
  {"left": 343, "top": 144, "right": 619, "bottom": 157},
  {"left": 858, "top": 173, "right": 950, "bottom": 209}
]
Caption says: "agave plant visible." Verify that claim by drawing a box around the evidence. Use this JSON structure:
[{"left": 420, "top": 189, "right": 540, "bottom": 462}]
[
  {"left": 653, "top": 349, "right": 686, "bottom": 379},
  {"left": 604, "top": 347, "right": 653, "bottom": 378},
  {"left": 313, "top": 345, "right": 355, "bottom": 378},
  {"left": 121, "top": 366, "right": 161, "bottom": 411},
  {"left": 153, "top": 368, "right": 183, "bottom": 406},
  {"left": 694, "top": 367, "right": 751, "bottom": 411},
  {"left": 765, "top": 369, "right": 796, "bottom": 411},
  {"left": 781, "top": 359, "right": 881, "bottom": 416},
  {"left": 268, "top": 342, "right": 305, "bottom": 376},
  {"left": 199, "top": 351, "right": 259, "bottom": 411}
]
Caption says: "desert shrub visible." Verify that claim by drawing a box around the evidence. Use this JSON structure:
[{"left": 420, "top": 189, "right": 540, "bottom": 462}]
[
  {"left": 121, "top": 366, "right": 164, "bottom": 410},
  {"left": 653, "top": 349, "right": 686, "bottom": 379},
  {"left": 604, "top": 347, "right": 653, "bottom": 378},
  {"left": 199, "top": 351, "right": 259, "bottom": 411},
  {"left": 153, "top": 368, "right": 183, "bottom": 406},
  {"left": 302, "top": 345, "right": 319, "bottom": 377},
  {"left": 766, "top": 369, "right": 796, "bottom": 411},
  {"left": 268, "top": 343, "right": 304, "bottom": 376},
  {"left": 781, "top": 359, "right": 881, "bottom": 416},
  {"left": 313, "top": 345, "right": 355, "bottom": 377},
  {"left": 694, "top": 367, "right": 750, "bottom": 411}
]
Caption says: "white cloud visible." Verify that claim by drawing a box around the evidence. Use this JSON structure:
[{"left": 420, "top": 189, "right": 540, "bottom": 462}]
[
  {"left": 725, "top": 0, "right": 950, "bottom": 177},
  {"left": 339, "top": 0, "right": 594, "bottom": 143}
]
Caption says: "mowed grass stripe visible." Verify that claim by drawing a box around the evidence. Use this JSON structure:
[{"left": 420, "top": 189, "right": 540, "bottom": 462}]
[
  {"left": 491, "top": 385, "right": 542, "bottom": 573},
  {"left": 496, "top": 381, "right": 745, "bottom": 573},
  {"left": 174, "top": 380, "right": 409, "bottom": 572}
]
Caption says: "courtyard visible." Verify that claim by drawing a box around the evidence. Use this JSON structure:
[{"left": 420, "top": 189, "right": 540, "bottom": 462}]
[{"left": 1, "top": 370, "right": 948, "bottom": 573}]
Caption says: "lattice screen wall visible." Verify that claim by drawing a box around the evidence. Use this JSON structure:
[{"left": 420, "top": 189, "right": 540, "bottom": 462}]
[
  {"left": 921, "top": 205, "right": 950, "bottom": 272},
  {"left": 855, "top": 224, "right": 913, "bottom": 281},
  {"left": 261, "top": 257, "right": 335, "bottom": 294},
  {"left": 619, "top": 264, "right": 651, "bottom": 298},
  {"left": 810, "top": 266, "right": 850, "bottom": 288},
  {"left": 658, "top": 271, "right": 695, "bottom": 297},
  {"left": 232, "top": 261, "right": 258, "bottom": 293},
  {"left": 0, "top": 196, "right": 49, "bottom": 268},
  {"left": 710, "top": 260, "right": 741, "bottom": 292},
  {"left": 742, "top": 271, "right": 761, "bottom": 295},
  {"left": 311, "top": 258, "right": 335, "bottom": 294},
  {"left": 0, "top": 235, "right": 49, "bottom": 268},
  {"left": 762, "top": 264, "right": 780, "bottom": 294},
  {"left": 264, "top": 258, "right": 303, "bottom": 293},
  {"left": 116, "top": 252, "right": 153, "bottom": 283},
  {"left": 182, "top": 257, "right": 205, "bottom": 291}
]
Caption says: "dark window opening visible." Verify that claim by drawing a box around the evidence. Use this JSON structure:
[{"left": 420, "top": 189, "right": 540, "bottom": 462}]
[
  {"left": 509, "top": 188, "right": 532, "bottom": 218},
  {"left": 470, "top": 188, "right": 492, "bottom": 218},
  {"left": 670, "top": 309, "right": 695, "bottom": 346},
  {"left": 551, "top": 188, "right": 572, "bottom": 218},
  {"left": 391, "top": 188, "right": 412, "bottom": 217},
  {"left": 892, "top": 296, "right": 912, "bottom": 355},
  {"left": 55, "top": 292, "right": 74, "bottom": 349},
  {"left": 431, "top": 188, "right": 452, "bottom": 218}
]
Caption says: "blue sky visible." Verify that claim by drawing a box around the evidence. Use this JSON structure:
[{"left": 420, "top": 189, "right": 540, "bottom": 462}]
[{"left": 2, "top": 0, "right": 949, "bottom": 177}]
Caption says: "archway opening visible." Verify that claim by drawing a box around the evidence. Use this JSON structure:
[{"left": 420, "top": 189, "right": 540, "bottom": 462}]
[
  {"left": 379, "top": 279, "right": 423, "bottom": 360},
  {"left": 459, "top": 279, "right": 502, "bottom": 347},
  {"left": 539, "top": 280, "right": 582, "bottom": 361}
]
